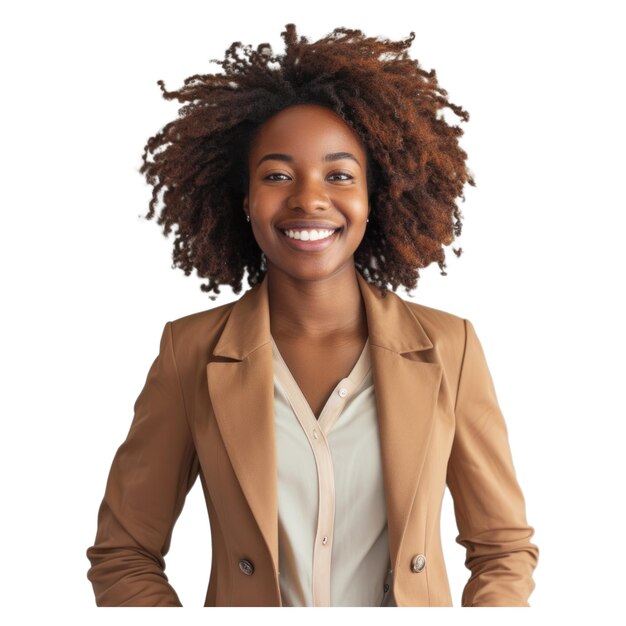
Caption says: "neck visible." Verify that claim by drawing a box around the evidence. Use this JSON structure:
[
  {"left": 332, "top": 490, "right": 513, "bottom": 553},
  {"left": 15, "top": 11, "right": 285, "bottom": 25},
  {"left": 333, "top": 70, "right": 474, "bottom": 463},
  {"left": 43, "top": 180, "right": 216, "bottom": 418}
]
[{"left": 266, "top": 264, "right": 367, "bottom": 343}]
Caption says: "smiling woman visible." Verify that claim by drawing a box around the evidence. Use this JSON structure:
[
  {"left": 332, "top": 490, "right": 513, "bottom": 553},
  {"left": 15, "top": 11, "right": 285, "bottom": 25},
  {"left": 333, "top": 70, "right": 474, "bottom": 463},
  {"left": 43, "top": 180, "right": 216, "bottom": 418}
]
[
  {"left": 135, "top": 23, "right": 474, "bottom": 301},
  {"left": 85, "top": 23, "right": 538, "bottom": 608}
]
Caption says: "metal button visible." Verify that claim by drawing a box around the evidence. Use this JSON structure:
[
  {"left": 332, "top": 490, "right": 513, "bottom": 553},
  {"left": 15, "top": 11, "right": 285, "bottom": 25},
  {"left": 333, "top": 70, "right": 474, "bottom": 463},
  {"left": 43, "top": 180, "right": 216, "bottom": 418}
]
[
  {"left": 410, "top": 554, "right": 426, "bottom": 573},
  {"left": 239, "top": 559, "right": 255, "bottom": 575},
  {"left": 338, "top": 387, "right": 348, "bottom": 397}
]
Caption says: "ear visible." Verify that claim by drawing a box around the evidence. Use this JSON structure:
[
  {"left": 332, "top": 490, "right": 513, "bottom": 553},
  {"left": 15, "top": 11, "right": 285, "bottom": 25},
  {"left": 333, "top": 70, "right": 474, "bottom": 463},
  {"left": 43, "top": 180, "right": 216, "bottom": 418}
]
[{"left": 243, "top": 195, "right": 249, "bottom": 214}]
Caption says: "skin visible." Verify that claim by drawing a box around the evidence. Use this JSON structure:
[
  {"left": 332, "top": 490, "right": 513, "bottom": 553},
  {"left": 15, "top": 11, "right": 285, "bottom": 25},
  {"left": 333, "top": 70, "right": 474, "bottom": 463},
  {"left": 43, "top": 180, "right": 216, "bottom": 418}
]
[{"left": 243, "top": 103, "right": 372, "bottom": 418}]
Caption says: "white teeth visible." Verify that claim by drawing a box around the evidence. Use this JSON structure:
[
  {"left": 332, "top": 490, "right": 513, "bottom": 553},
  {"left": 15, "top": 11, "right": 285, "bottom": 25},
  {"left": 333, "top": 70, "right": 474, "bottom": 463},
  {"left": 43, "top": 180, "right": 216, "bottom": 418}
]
[{"left": 283, "top": 228, "right": 336, "bottom": 241}]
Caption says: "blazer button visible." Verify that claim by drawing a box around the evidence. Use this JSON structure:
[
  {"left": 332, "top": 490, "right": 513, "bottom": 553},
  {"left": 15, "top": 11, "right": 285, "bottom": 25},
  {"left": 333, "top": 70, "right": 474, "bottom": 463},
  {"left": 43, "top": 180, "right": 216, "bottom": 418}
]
[
  {"left": 239, "top": 559, "right": 255, "bottom": 576},
  {"left": 410, "top": 554, "right": 426, "bottom": 573}
]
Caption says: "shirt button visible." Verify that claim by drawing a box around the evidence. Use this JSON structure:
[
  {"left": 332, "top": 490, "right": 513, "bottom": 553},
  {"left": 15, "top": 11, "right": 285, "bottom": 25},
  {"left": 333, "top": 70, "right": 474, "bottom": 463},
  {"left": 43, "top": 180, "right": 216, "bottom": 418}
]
[
  {"left": 322, "top": 536, "right": 328, "bottom": 545},
  {"left": 338, "top": 387, "right": 348, "bottom": 397}
]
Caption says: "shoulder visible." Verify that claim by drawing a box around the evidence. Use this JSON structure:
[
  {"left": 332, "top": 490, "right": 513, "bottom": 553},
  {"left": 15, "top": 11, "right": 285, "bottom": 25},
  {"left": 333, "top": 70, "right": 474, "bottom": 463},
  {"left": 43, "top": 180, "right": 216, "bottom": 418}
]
[
  {"left": 166, "top": 298, "right": 239, "bottom": 363},
  {"left": 401, "top": 297, "right": 467, "bottom": 345},
  {"left": 170, "top": 299, "right": 236, "bottom": 334},
  {"left": 397, "top": 298, "right": 474, "bottom": 394},
  {"left": 392, "top": 295, "right": 474, "bottom": 374}
]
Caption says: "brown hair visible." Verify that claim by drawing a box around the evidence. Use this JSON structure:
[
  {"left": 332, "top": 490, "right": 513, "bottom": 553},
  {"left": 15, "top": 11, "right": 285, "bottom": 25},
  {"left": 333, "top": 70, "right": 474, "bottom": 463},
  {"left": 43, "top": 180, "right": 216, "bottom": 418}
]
[{"left": 139, "top": 24, "right": 475, "bottom": 300}]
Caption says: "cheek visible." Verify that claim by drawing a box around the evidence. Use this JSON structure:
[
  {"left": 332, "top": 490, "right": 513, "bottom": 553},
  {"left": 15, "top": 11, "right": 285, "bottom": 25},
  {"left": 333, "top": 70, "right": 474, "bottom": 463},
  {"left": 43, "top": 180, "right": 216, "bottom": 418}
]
[
  {"left": 248, "top": 185, "right": 280, "bottom": 212},
  {"left": 343, "top": 195, "right": 369, "bottom": 219},
  {"left": 247, "top": 192, "right": 281, "bottom": 240}
]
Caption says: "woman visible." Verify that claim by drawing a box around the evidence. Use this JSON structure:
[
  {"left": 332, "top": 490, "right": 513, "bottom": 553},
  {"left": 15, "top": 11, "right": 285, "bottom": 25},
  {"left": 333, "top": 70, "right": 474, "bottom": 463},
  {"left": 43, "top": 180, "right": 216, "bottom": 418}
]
[{"left": 85, "top": 24, "right": 539, "bottom": 607}]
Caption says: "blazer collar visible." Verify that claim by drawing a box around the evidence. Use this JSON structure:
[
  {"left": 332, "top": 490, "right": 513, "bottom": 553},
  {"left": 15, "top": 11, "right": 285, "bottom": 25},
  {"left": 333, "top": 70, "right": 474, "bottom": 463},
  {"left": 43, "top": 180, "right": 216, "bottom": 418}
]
[{"left": 212, "top": 268, "right": 433, "bottom": 359}]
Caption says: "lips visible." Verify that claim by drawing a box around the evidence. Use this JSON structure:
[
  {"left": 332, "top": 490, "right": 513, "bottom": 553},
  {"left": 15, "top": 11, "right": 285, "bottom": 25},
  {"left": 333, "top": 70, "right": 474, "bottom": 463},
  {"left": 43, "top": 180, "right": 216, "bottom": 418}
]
[{"left": 277, "top": 221, "right": 342, "bottom": 230}]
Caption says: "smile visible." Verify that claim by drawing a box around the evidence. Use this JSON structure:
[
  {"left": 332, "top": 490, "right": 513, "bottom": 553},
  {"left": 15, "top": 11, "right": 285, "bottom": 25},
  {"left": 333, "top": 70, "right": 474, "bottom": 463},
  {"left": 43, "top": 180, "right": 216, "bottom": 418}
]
[{"left": 278, "top": 227, "right": 342, "bottom": 251}]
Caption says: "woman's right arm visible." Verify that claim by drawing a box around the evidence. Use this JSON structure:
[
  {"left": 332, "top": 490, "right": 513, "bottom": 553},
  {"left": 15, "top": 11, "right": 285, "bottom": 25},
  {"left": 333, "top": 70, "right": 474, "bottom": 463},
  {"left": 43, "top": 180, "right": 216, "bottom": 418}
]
[
  {"left": 446, "top": 318, "right": 539, "bottom": 606},
  {"left": 85, "top": 321, "right": 200, "bottom": 606}
]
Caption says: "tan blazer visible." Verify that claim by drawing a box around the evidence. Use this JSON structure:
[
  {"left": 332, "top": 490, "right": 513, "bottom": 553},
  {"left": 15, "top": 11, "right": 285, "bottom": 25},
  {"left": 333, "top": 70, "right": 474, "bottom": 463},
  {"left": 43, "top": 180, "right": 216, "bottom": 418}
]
[{"left": 86, "top": 270, "right": 539, "bottom": 607}]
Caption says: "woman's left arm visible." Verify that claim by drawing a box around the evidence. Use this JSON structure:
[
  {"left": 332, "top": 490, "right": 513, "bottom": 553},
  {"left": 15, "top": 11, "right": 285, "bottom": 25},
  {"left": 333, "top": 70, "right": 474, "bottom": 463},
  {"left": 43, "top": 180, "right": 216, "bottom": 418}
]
[{"left": 446, "top": 318, "right": 539, "bottom": 607}]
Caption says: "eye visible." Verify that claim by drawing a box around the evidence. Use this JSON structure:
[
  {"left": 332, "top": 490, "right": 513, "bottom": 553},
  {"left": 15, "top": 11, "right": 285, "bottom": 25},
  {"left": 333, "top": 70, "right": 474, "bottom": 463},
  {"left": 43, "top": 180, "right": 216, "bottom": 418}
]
[
  {"left": 264, "top": 172, "right": 291, "bottom": 181},
  {"left": 328, "top": 172, "right": 354, "bottom": 182}
]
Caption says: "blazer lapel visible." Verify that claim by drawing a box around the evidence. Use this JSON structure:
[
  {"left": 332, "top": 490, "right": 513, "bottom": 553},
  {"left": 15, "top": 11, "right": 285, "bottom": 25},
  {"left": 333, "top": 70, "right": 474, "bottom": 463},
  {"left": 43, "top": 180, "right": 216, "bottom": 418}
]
[
  {"left": 359, "top": 272, "right": 443, "bottom": 571},
  {"left": 206, "top": 275, "right": 278, "bottom": 573},
  {"left": 206, "top": 269, "right": 442, "bottom": 578}
]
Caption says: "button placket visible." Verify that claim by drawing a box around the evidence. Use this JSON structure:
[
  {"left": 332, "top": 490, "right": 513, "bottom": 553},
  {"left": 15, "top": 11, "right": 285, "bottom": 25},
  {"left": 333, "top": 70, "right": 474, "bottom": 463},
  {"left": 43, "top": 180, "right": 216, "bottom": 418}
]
[
  {"left": 270, "top": 334, "right": 374, "bottom": 606},
  {"left": 321, "top": 379, "right": 352, "bottom": 433}
]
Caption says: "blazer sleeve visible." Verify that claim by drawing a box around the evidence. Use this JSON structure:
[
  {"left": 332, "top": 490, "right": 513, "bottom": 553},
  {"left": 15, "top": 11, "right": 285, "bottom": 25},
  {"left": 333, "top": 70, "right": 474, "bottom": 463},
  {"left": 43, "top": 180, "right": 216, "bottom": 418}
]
[
  {"left": 446, "top": 318, "right": 539, "bottom": 607},
  {"left": 85, "top": 321, "right": 200, "bottom": 606}
]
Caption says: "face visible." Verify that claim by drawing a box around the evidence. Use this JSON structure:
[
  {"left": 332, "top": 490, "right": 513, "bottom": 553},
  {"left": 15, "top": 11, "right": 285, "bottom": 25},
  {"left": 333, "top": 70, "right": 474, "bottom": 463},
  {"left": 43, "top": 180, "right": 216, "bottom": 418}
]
[{"left": 243, "top": 103, "right": 370, "bottom": 283}]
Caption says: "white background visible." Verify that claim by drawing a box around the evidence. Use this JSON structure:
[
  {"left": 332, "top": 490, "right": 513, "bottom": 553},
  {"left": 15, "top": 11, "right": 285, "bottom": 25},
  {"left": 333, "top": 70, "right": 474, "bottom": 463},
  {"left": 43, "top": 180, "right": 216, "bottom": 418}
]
[{"left": 1, "top": 0, "right": 624, "bottom": 622}]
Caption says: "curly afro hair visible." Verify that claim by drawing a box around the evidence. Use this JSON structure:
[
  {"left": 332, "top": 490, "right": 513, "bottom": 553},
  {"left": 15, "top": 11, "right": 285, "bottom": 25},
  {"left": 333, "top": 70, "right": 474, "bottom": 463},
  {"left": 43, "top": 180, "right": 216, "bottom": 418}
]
[{"left": 139, "top": 23, "right": 475, "bottom": 301}]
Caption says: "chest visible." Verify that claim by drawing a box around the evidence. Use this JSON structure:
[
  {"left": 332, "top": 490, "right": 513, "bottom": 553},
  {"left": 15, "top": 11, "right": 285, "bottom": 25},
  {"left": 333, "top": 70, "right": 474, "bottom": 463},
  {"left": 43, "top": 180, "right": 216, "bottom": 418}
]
[{"left": 272, "top": 337, "right": 368, "bottom": 420}]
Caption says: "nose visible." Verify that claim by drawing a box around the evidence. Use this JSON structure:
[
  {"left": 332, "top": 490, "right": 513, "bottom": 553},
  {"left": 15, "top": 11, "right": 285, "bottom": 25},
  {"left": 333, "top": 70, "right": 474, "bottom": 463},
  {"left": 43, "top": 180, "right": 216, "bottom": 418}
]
[{"left": 287, "top": 176, "right": 332, "bottom": 213}]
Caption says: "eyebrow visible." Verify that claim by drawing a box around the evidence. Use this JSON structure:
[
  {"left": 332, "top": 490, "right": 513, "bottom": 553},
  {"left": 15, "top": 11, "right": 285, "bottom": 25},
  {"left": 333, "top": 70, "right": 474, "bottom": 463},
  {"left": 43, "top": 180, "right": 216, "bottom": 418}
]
[{"left": 256, "top": 152, "right": 362, "bottom": 169}]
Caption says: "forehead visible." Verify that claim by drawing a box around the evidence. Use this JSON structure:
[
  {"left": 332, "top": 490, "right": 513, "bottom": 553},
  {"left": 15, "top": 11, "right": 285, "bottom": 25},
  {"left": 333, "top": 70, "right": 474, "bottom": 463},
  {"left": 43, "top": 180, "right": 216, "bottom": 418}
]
[{"left": 249, "top": 104, "right": 366, "bottom": 155}]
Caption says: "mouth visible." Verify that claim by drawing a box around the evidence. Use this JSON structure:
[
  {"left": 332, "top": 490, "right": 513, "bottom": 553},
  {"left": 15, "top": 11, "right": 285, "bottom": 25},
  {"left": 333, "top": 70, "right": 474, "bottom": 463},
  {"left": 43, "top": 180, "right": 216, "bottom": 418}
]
[{"left": 277, "top": 227, "right": 342, "bottom": 252}]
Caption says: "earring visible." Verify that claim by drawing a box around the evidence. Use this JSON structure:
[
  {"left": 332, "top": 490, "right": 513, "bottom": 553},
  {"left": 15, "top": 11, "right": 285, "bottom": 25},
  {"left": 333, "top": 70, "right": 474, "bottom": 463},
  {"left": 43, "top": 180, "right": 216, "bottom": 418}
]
[
  {"left": 367, "top": 218, "right": 369, "bottom": 223},
  {"left": 246, "top": 215, "right": 250, "bottom": 222}
]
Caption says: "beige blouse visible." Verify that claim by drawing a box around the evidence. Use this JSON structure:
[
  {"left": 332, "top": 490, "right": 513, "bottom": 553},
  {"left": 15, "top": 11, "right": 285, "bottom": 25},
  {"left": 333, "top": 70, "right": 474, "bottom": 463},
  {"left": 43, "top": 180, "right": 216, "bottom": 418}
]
[{"left": 271, "top": 334, "right": 396, "bottom": 607}]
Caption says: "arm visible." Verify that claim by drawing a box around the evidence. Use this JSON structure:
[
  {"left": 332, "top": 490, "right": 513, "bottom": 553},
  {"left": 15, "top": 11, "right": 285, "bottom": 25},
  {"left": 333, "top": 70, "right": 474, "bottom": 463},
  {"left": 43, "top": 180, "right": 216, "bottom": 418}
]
[
  {"left": 446, "top": 318, "right": 539, "bottom": 607},
  {"left": 85, "top": 321, "right": 200, "bottom": 606}
]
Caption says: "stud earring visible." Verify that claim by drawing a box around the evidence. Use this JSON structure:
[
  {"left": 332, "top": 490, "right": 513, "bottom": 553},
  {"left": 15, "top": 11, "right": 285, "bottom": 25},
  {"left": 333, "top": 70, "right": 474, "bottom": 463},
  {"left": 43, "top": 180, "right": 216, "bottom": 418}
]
[{"left": 246, "top": 215, "right": 250, "bottom": 222}]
